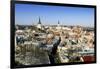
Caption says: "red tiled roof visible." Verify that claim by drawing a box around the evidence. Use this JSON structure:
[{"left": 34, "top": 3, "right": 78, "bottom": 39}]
[{"left": 82, "top": 56, "right": 95, "bottom": 62}]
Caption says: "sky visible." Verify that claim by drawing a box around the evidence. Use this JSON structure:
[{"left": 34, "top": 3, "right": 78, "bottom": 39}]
[{"left": 15, "top": 4, "right": 94, "bottom": 27}]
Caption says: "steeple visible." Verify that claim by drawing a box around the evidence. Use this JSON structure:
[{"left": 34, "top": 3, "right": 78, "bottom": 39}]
[
  {"left": 56, "top": 20, "right": 61, "bottom": 30},
  {"left": 38, "top": 17, "right": 41, "bottom": 24},
  {"left": 58, "top": 20, "right": 60, "bottom": 27},
  {"left": 58, "top": 20, "right": 60, "bottom": 24},
  {"left": 37, "top": 17, "right": 42, "bottom": 29}
]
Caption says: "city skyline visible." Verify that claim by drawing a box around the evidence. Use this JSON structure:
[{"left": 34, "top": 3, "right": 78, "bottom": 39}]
[{"left": 15, "top": 4, "right": 94, "bottom": 27}]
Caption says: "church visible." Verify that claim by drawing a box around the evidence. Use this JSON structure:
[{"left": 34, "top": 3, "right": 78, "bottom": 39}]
[
  {"left": 56, "top": 20, "right": 62, "bottom": 30},
  {"left": 37, "top": 17, "right": 42, "bottom": 29}
]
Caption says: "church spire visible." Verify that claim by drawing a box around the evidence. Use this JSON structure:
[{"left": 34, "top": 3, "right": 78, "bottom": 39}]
[
  {"left": 58, "top": 20, "right": 60, "bottom": 24},
  {"left": 58, "top": 20, "right": 60, "bottom": 27},
  {"left": 37, "top": 17, "right": 42, "bottom": 29},
  {"left": 38, "top": 17, "right": 41, "bottom": 24}
]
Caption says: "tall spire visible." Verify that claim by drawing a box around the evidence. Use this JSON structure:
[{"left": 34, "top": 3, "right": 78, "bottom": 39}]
[
  {"left": 38, "top": 17, "right": 41, "bottom": 24},
  {"left": 58, "top": 20, "right": 60, "bottom": 24},
  {"left": 58, "top": 20, "right": 60, "bottom": 27}
]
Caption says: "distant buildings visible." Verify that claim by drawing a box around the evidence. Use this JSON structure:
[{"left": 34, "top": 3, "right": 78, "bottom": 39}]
[{"left": 15, "top": 17, "right": 95, "bottom": 65}]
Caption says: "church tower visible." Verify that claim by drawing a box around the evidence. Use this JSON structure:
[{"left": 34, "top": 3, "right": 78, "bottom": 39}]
[
  {"left": 37, "top": 17, "right": 42, "bottom": 29},
  {"left": 58, "top": 20, "right": 60, "bottom": 27},
  {"left": 56, "top": 20, "right": 61, "bottom": 30}
]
